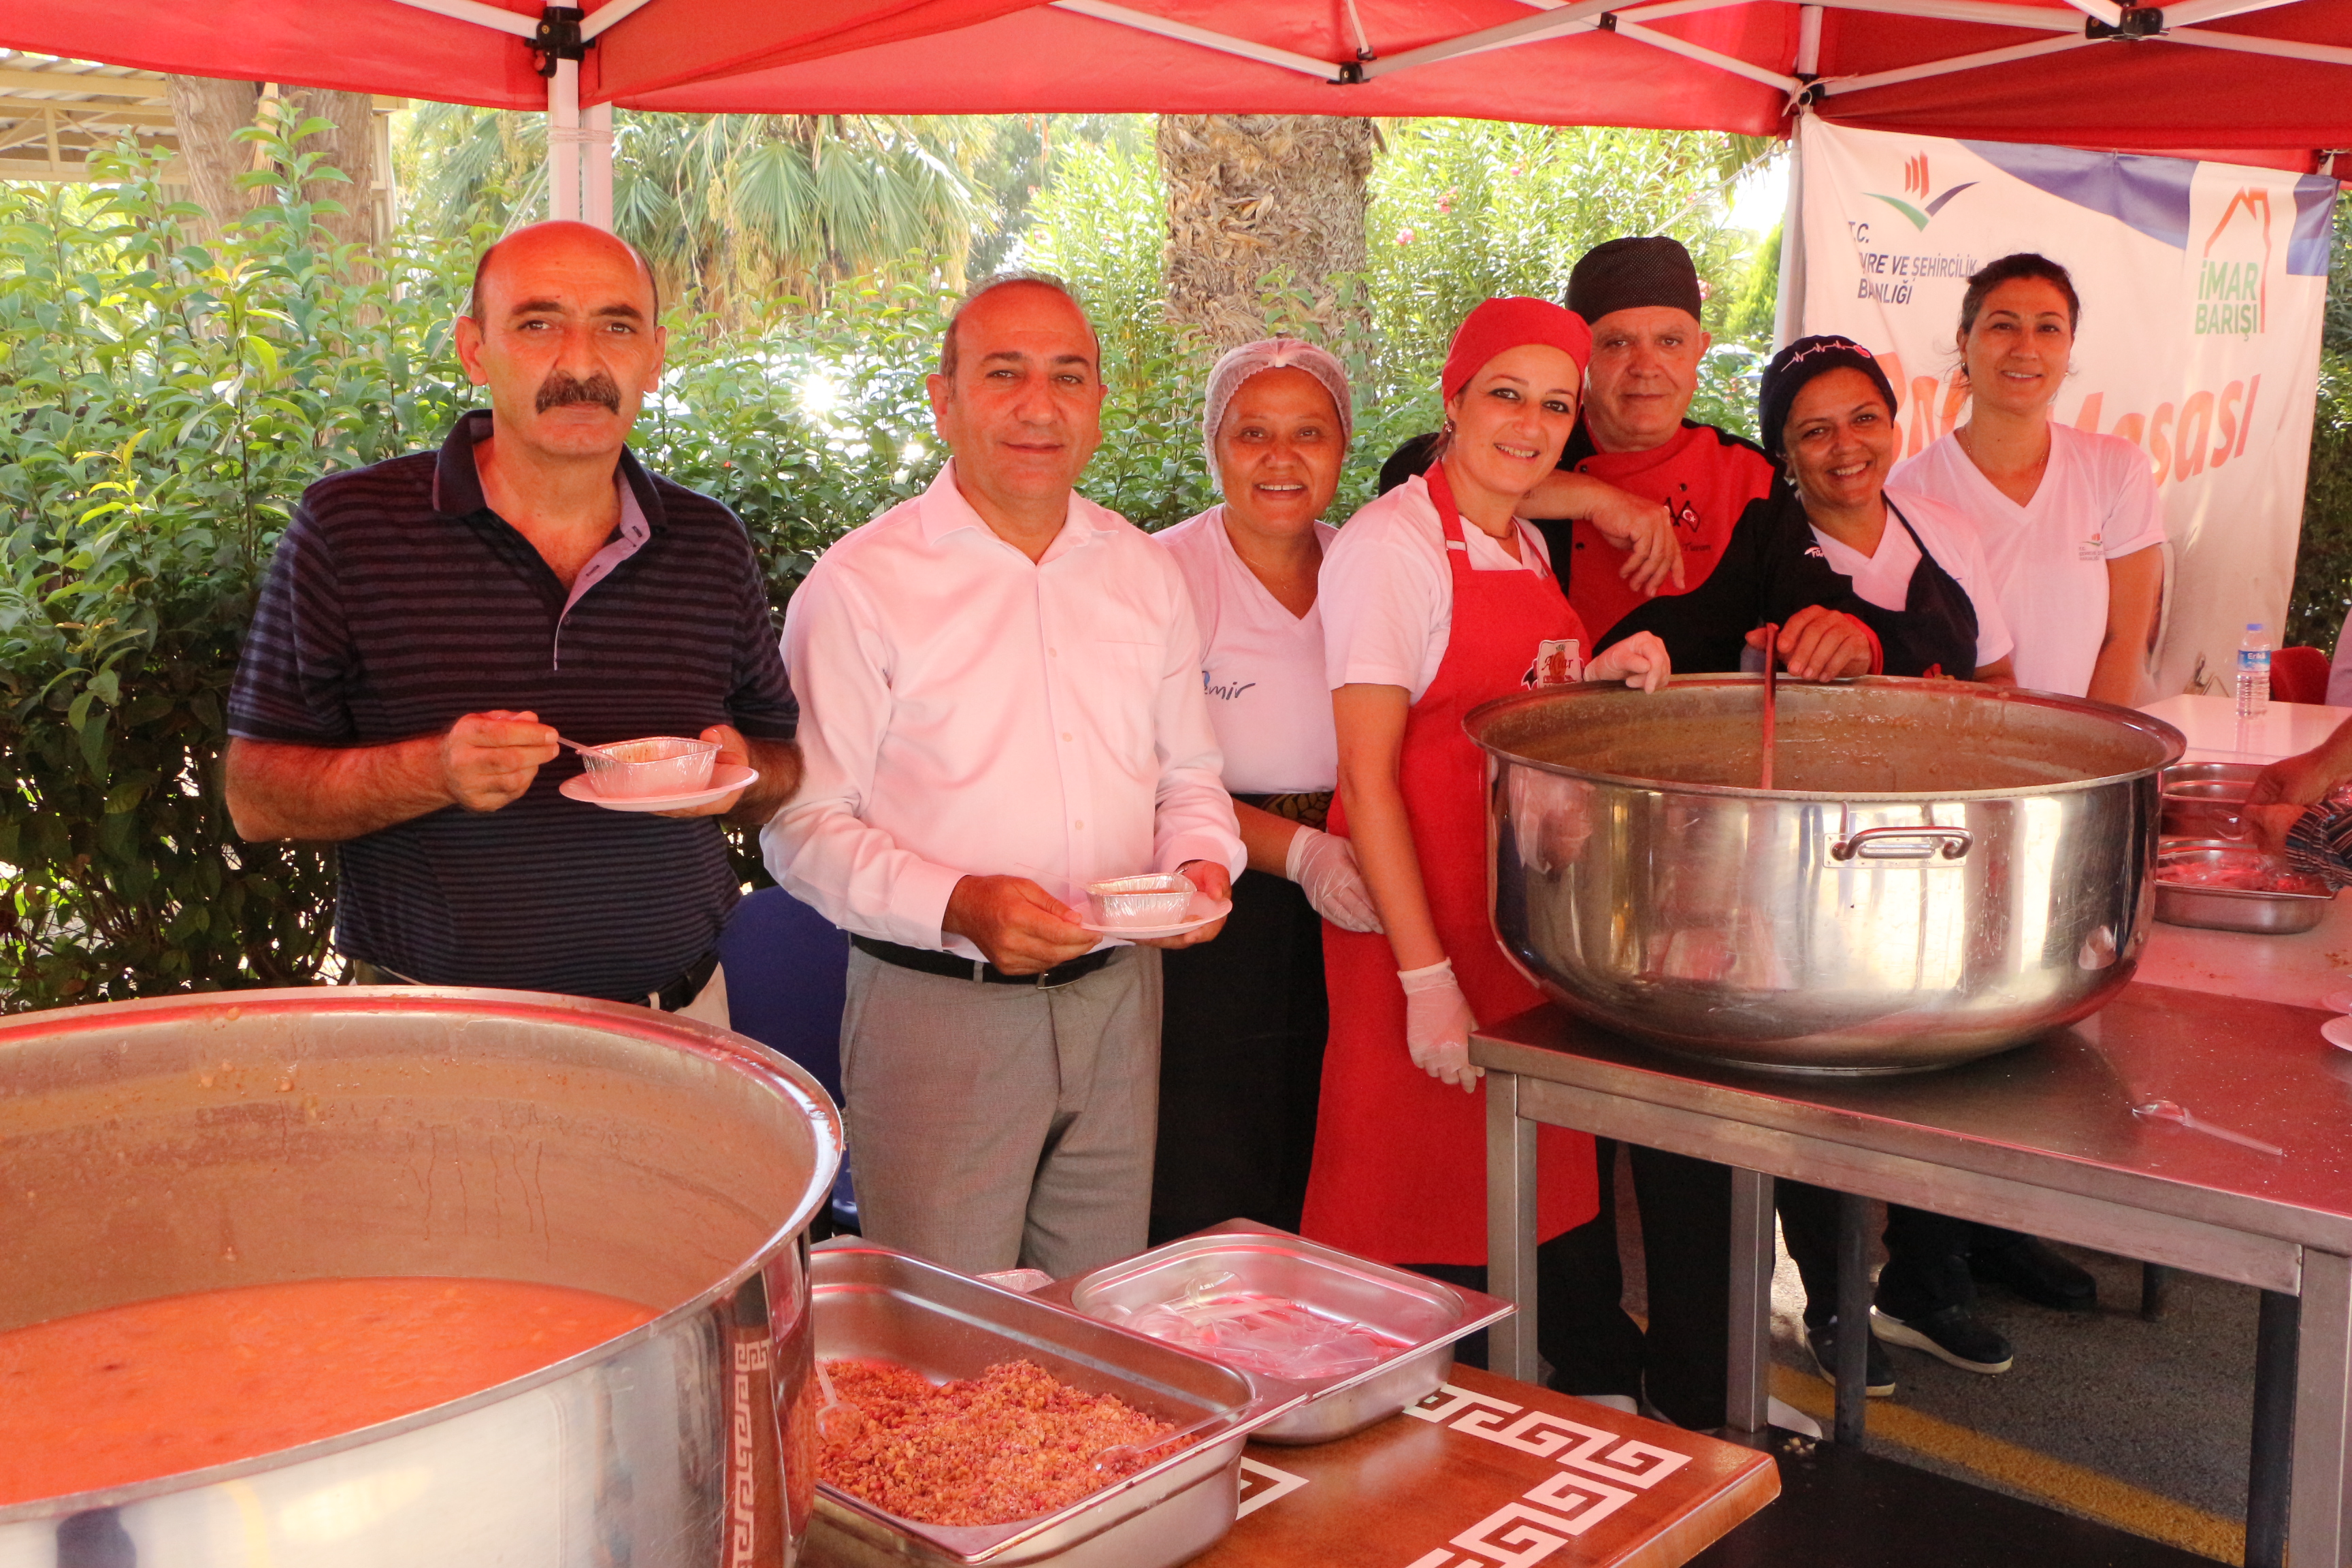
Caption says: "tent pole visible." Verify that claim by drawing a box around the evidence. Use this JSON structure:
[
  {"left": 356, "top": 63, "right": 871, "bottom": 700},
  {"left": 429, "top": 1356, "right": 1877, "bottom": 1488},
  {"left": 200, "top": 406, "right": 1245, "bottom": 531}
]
[
  {"left": 1772, "top": 112, "right": 1808, "bottom": 351},
  {"left": 547, "top": 56, "right": 581, "bottom": 223},
  {"left": 585, "top": 101, "right": 614, "bottom": 233},
  {"left": 1822, "top": 32, "right": 2091, "bottom": 96}
]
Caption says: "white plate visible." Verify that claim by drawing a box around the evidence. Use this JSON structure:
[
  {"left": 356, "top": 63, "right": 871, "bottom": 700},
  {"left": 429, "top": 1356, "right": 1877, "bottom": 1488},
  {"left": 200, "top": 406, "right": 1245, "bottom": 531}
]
[
  {"left": 560, "top": 764, "right": 759, "bottom": 813},
  {"left": 2323, "top": 1016, "right": 2352, "bottom": 1054},
  {"left": 2327, "top": 990, "right": 2352, "bottom": 1016},
  {"left": 1076, "top": 894, "right": 1232, "bottom": 940}
]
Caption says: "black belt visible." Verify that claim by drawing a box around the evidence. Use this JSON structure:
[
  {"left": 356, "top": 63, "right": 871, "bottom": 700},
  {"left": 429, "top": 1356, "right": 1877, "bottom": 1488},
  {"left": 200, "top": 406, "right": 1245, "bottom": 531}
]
[
  {"left": 653, "top": 948, "right": 721, "bottom": 1011},
  {"left": 850, "top": 935, "right": 1117, "bottom": 989}
]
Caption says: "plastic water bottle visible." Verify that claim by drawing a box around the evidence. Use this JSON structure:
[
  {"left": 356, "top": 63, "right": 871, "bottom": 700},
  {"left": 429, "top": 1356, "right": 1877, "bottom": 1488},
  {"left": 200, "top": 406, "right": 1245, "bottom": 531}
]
[{"left": 2235, "top": 623, "right": 2272, "bottom": 719}]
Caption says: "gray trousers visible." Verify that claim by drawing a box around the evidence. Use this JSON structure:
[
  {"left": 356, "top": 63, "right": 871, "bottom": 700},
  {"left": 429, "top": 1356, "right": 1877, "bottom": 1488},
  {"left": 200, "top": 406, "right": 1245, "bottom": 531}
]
[{"left": 839, "top": 945, "right": 1162, "bottom": 1277}]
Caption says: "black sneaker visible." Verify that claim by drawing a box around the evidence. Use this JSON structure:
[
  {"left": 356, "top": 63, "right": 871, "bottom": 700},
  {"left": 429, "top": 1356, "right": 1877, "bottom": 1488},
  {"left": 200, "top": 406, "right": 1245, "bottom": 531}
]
[
  {"left": 1806, "top": 1318, "right": 1895, "bottom": 1397},
  {"left": 1871, "top": 1304, "right": 2014, "bottom": 1374},
  {"left": 1970, "top": 1235, "right": 2097, "bottom": 1313}
]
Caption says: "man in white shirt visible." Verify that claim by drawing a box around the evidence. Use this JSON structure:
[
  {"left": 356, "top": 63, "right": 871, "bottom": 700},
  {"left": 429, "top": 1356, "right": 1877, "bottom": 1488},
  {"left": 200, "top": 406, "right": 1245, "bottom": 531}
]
[{"left": 764, "top": 276, "right": 1243, "bottom": 1277}]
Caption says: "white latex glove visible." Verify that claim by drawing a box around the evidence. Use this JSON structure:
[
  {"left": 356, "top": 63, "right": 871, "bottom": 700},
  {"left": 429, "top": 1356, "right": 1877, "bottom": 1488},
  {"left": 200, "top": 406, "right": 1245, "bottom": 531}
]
[
  {"left": 1286, "top": 825, "right": 1384, "bottom": 933},
  {"left": 1397, "top": 958, "right": 1482, "bottom": 1093},
  {"left": 1588, "top": 630, "right": 1672, "bottom": 693}
]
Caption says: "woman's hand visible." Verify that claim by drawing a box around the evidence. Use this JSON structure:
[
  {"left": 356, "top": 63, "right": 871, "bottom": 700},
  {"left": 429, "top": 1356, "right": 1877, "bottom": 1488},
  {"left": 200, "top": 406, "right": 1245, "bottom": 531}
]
[
  {"left": 1287, "top": 826, "right": 1384, "bottom": 932},
  {"left": 1588, "top": 631, "right": 1672, "bottom": 693},
  {"left": 1750, "top": 604, "right": 1874, "bottom": 682},
  {"left": 1398, "top": 958, "right": 1482, "bottom": 1092}
]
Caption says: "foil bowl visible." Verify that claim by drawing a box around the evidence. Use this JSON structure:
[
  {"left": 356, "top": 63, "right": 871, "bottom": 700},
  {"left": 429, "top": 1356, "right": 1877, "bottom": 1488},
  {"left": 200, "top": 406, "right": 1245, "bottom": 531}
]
[
  {"left": 581, "top": 736, "right": 720, "bottom": 798},
  {"left": 1088, "top": 875, "right": 1194, "bottom": 928}
]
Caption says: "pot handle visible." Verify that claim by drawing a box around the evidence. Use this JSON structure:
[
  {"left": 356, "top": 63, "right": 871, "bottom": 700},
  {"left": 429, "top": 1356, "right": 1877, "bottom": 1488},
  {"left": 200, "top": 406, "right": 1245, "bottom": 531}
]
[{"left": 1831, "top": 825, "right": 1974, "bottom": 862}]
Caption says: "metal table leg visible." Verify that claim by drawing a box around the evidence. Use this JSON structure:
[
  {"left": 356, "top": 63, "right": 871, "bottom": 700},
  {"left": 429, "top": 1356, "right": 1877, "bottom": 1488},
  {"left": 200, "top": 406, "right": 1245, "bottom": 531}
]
[
  {"left": 1835, "top": 1191, "right": 1872, "bottom": 1446},
  {"left": 1486, "top": 1071, "right": 1541, "bottom": 1384},
  {"left": 2247, "top": 1288, "right": 2298, "bottom": 1568},
  {"left": 1726, "top": 1167, "right": 1774, "bottom": 1434},
  {"left": 2288, "top": 1249, "right": 2352, "bottom": 1567}
]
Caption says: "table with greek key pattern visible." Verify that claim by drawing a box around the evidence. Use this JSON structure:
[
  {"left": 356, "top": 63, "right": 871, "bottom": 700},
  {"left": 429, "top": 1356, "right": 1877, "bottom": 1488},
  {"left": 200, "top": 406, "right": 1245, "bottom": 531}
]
[{"left": 1195, "top": 1365, "right": 1778, "bottom": 1568}]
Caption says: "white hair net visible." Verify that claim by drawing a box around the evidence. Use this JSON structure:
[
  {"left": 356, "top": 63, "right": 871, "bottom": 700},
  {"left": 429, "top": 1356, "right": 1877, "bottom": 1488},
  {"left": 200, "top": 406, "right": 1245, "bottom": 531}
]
[{"left": 1200, "top": 337, "right": 1354, "bottom": 489}]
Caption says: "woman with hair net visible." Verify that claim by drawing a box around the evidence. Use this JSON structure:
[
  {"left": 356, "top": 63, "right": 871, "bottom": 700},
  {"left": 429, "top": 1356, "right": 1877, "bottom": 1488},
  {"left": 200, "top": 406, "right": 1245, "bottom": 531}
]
[{"left": 1147, "top": 338, "right": 1381, "bottom": 1244}]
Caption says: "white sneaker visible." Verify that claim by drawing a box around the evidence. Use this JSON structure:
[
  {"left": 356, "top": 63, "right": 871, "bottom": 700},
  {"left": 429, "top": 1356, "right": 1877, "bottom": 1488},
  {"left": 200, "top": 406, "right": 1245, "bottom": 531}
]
[{"left": 1767, "top": 1396, "right": 1822, "bottom": 1439}]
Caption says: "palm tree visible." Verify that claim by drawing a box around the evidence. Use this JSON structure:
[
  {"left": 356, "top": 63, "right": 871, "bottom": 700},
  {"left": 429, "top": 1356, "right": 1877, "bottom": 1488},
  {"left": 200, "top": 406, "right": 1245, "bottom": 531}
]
[
  {"left": 397, "top": 103, "right": 981, "bottom": 324},
  {"left": 1156, "top": 115, "right": 1377, "bottom": 353}
]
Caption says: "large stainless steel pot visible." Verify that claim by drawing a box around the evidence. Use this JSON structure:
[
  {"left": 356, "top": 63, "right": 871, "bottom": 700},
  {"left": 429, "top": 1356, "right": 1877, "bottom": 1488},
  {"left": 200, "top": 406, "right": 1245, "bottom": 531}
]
[
  {"left": 0, "top": 986, "right": 843, "bottom": 1567},
  {"left": 1468, "top": 677, "right": 2184, "bottom": 1075}
]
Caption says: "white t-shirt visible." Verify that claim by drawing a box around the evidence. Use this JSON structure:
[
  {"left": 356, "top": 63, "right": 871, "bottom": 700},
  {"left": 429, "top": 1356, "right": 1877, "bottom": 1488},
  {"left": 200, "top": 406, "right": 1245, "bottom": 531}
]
[
  {"left": 1891, "top": 424, "right": 2166, "bottom": 698},
  {"left": 1321, "top": 473, "right": 1556, "bottom": 703},
  {"left": 1809, "top": 487, "right": 2015, "bottom": 673},
  {"left": 1156, "top": 508, "right": 1340, "bottom": 795}
]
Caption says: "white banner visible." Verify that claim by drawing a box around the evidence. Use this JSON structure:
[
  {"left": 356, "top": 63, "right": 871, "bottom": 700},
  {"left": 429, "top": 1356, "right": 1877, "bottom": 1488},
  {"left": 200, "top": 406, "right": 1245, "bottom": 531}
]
[{"left": 1793, "top": 118, "right": 2337, "bottom": 698}]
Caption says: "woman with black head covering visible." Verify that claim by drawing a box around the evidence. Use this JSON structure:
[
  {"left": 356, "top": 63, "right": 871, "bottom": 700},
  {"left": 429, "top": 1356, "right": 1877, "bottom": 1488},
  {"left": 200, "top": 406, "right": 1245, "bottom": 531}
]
[{"left": 1598, "top": 335, "right": 2014, "bottom": 685}]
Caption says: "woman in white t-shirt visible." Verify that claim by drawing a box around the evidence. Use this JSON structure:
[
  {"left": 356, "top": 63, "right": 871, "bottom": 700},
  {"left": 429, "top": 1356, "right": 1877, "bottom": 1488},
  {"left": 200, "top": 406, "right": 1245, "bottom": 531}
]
[
  {"left": 1891, "top": 253, "right": 2166, "bottom": 704},
  {"left": 1149, "top": 338, "right": 1382, "bottom": 1243}
]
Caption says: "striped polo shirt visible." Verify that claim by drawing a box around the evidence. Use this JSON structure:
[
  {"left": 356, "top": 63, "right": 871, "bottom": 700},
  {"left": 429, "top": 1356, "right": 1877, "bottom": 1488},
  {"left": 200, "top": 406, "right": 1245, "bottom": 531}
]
[{"left": 229, "top": 411, "right": 798, "bottom": 1000}]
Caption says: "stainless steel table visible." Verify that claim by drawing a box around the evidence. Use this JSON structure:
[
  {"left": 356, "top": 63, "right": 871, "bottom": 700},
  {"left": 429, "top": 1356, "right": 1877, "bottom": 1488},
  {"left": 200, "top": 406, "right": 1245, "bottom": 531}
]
[{"left": 1475, "top": 981, "right": 2352, "bottom": 1567}]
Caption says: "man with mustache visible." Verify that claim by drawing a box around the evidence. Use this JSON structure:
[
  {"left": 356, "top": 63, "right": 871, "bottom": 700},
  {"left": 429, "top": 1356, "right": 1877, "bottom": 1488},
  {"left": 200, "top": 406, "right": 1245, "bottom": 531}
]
[
  {"left": 224, "top": 222, "right": 801, "bottom": 1016},
  {"left": 764, "top": 275, "right": 1243, "bottom": 1277}
]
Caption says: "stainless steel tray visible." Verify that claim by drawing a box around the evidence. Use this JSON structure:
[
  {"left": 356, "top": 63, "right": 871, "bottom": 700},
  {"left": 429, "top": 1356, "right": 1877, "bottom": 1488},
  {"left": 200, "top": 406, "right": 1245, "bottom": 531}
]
[
  {"left": 806, "top": 1241, "right": 1301, "bottom": 1567},
  {"left": 2161, "top": 761, "right": 2260, "bottom": 839},
  {"left": 2155, "top": 838, "right": 2334, "bottom": 934},
  {"left": 1045, "top": 1220, "right": 1514, "bottom": 1446}
]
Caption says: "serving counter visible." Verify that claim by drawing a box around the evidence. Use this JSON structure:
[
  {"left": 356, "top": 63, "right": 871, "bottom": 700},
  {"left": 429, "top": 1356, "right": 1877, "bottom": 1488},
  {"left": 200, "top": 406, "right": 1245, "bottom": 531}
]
[{"left": 1474, "top": 979, "right": 2352, "bottom": 1568}]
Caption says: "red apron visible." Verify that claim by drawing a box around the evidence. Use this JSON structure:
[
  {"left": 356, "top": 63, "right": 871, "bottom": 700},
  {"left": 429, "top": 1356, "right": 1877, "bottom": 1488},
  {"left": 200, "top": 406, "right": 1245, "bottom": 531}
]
[{"left": 1302, "top": 468, "right": 1600, "bottom": 1266}]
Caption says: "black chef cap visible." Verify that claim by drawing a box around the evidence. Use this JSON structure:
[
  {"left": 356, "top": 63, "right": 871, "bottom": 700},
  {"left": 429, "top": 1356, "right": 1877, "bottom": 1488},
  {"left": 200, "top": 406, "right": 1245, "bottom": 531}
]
[
  {"left": 1758, "top": 334, "right": 1901, "bottom": 460},
  {"left": 1565, "top": 236, "right": 1703, "bottom": 326}
]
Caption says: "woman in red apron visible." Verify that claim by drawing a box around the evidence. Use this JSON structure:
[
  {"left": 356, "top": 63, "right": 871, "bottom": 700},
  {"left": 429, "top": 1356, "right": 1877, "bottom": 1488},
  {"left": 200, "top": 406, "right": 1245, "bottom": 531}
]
[{"left": 1305, "top": 299, "right": 1671, "bottom": 1386}]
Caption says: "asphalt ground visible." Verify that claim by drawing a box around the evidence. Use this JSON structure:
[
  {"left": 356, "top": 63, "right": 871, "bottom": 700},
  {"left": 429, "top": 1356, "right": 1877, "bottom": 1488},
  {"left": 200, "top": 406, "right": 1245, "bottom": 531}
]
[{"left": 1610, "top": 1158, "right": 2256, "bottom": 1564}]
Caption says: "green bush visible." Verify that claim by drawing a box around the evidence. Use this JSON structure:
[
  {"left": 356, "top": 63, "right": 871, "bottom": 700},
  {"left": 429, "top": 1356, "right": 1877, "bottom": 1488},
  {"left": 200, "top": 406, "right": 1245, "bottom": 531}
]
[
  {"left": 2, "top": 116, "right": 1765, "bottom": 1010},
  {"left": 0, "top": 115, "right": 480, "bottom": 1008},
  {"left": 2287, "top": 191, "right": 2352, "bottom": 653}
]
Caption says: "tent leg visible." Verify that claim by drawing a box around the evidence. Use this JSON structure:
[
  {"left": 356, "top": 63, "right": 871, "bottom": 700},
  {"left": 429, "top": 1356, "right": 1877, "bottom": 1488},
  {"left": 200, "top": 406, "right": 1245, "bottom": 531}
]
[
  {"left": 547, "top": 56, "right": 581, "bottom": 223},
  {"left": 1772, "top": 113, "right": 1808, "bottom": 349},
  {"left": 584, "top": 101, "right": 614, "bottom": 232}
]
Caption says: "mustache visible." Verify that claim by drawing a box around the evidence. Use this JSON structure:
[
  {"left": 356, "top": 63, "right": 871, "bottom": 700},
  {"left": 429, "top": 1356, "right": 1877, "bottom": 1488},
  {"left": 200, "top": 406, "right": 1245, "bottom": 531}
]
[{"left": 536, "top": 368, "right": 622, "bottom": 414}]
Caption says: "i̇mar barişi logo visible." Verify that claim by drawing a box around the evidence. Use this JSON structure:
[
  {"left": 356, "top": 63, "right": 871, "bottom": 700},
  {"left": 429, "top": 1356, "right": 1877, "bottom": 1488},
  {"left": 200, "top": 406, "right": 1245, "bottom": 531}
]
[
  {"left": 2196, "top": 187, "right": 2270, "bottom": 338},
  {"left": 1867, "top": 153, "right": 1978, "bottom": 230}
]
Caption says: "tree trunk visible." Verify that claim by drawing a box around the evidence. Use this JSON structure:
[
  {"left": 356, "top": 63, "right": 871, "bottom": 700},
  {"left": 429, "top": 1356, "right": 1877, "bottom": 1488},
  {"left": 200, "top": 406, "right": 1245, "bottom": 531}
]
[
  {"left": 1156, "top": 114, "right": 1375, "bottom": 352},
  {"left": 285, "top": 88, "right": 379, "bottom": 250},
  {"left": 164, "top": 75, "right": 263, "bottom": 244},
  {"left": 165, "top": 79, "right": 377, "bottom": 252}
]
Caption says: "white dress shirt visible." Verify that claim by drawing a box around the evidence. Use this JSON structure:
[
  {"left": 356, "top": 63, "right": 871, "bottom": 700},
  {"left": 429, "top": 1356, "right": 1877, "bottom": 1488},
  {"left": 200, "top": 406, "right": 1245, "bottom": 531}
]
[{"left": 764, "top": 463, "right": 1245, "bottom": 960}]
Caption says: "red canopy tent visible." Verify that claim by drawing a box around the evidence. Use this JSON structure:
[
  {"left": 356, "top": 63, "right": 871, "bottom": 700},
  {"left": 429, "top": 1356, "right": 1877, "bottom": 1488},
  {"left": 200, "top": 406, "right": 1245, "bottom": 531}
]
[{"left": 3, "top": 0, "right": 2348, "bottom": 228}]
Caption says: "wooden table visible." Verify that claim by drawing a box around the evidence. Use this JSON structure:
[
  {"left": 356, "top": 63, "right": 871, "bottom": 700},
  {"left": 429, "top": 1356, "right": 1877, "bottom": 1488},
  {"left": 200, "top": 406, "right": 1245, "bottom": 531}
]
[{"left": 1196, "top": 1365, "right": 1778, "bottom": 1567}]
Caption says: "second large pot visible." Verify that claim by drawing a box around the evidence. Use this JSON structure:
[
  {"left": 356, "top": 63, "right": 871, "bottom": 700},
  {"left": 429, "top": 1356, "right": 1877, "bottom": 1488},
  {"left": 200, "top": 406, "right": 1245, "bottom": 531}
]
[{"left": 1468, "top": 677, "right": 2183, "bottom": 1075}]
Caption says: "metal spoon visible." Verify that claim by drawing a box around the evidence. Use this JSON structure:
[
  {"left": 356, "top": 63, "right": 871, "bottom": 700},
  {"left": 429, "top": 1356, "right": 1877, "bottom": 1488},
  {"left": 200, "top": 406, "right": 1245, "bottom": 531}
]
[
  {"left": 1759, "top": 622, "right": 1779, "bottom": 792},
  {"left": 2132, "top": 1098, "right": 2284, "bottom": 1157}
]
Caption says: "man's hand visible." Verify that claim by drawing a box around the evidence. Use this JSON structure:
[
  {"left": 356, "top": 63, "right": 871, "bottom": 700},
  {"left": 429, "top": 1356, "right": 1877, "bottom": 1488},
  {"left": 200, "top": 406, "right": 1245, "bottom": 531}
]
[
  {"left": 942, "top": 874, "right": 1096, "bottom": 975},
  {"left": 1750, "top": 606, "right": 1873, "bottom": 683},
  {"left": 2242, "top": 744, "right": 2349, "bottom": 851},
  {"left": 1579, "top": 486, "right": 1686, "bottom": 598},
  {"left": 1140, "top": 859, "right": 1233, "bottom": 950},
  {"left": 442, "top": 710, "right": 560, "bottom": 812}
]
